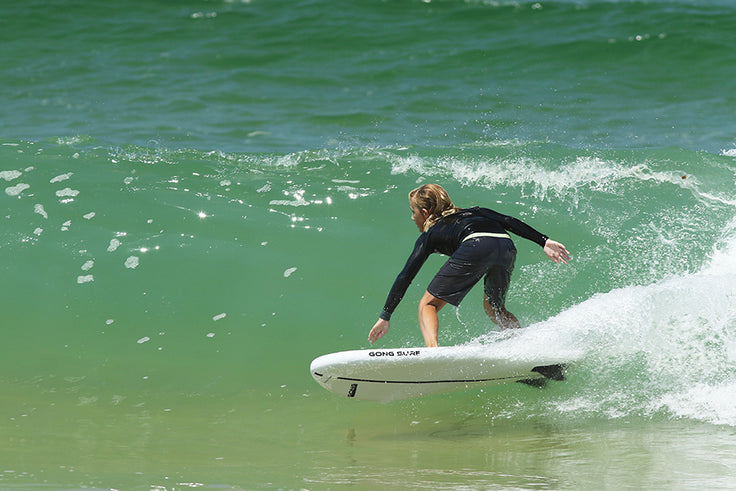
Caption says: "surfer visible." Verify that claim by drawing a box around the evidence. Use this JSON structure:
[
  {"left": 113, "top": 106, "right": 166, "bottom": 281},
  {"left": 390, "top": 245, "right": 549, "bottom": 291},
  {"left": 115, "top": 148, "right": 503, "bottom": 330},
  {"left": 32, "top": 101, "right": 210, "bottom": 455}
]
[{"left": 368, "top": 183, "right": 570, "bottom": 347}]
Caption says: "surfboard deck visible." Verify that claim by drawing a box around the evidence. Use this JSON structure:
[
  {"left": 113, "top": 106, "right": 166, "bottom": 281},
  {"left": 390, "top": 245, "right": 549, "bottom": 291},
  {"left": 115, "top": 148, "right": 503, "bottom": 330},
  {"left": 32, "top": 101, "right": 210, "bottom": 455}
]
[{"left": 310, "top": 345, "right": 567, "bottom": 402}]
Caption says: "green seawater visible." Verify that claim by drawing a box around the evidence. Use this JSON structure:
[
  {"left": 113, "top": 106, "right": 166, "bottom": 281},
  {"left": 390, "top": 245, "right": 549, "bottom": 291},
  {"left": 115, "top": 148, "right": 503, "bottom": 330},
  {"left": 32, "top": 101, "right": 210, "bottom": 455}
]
[{"left": 2, "top": 0, "right": 736, "bottom": 489}]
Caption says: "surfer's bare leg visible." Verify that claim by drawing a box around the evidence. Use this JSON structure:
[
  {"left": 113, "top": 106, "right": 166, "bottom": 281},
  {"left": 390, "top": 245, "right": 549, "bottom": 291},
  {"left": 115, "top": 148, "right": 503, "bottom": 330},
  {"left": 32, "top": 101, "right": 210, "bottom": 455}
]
[
  {"left": 483, "top": 297, "right": 521, "bottom": 330},
  {"left": 418, "top": 291, "right": 447, "bottom": 347}
]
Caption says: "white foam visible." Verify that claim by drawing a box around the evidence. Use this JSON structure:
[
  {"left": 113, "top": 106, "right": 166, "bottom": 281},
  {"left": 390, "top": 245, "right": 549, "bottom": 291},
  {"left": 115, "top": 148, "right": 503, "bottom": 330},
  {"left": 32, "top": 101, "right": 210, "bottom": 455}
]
[
  {"left": 508, "top": 226, "right": 736, "bottom": 426},
  {"left": 191, "top": 11, "right": 217, "bottom": 19},
  {"left": 50, "top": 172, "right": 73, "bottom": 183},
  {"left": 107, "top": 238, "right": 121, "bottom": 252},
  {"left": 389, "top": 154, "right": 709, "bottom": 205},
  {"left": 5, "top": 183, "right": 29, "bottom": 196},
  {"left": 0, "top": 170, "right": 22, "bottom": 181},
  {"left": 659, "top": 382, "right": 736, "bottom": 426},
  {"left": 57, "top": 136, "right": 84, "bottom": 145},
  {"left": 270, "top": 197, "right": 309, "bottom": 206},
  {"left": 56, "top": 188, "right": 79, "bottom": 197},
  {"left": 34, "top": 204, "right": 48, "bottom": 219}
]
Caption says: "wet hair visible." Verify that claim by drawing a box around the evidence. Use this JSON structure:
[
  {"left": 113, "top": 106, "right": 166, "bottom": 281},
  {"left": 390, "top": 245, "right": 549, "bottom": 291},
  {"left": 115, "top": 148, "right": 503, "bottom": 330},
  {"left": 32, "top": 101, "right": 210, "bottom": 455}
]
[{"left": 409, "top": 183, "right": 459, "bottom": 231}]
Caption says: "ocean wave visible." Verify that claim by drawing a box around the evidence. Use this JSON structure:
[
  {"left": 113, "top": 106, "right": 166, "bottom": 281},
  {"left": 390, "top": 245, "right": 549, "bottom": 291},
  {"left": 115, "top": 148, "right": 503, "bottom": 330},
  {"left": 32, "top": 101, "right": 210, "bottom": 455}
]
[{"left": 506, "top": 219, "right": 736, "bottom": 426}]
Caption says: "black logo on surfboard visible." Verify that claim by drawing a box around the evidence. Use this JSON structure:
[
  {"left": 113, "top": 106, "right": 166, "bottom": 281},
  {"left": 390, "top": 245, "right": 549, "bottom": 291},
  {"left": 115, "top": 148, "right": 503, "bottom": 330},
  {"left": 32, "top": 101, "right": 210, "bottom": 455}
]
[{"left": 368, "top": 350, "right": 421, "bottom": 357}]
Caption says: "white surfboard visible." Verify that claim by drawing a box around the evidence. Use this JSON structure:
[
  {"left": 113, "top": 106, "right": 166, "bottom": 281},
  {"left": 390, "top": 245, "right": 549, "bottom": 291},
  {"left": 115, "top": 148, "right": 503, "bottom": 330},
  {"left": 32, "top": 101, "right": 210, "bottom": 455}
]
[{"left": 310, "top": 345, "right": 567, "bottom": 403}]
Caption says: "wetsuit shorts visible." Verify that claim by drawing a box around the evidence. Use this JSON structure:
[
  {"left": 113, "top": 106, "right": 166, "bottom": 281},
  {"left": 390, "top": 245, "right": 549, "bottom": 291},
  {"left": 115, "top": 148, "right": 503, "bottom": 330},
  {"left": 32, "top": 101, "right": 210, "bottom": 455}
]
[{"left": 427, "top": 236, "right": 516, "bottom": 308}]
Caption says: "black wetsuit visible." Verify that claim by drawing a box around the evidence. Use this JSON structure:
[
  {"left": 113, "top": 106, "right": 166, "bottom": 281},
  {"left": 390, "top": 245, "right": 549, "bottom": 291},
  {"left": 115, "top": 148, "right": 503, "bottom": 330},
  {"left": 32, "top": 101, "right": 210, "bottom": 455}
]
[{"left": 379, "top": 207, "right": 549, "bottom": 321}]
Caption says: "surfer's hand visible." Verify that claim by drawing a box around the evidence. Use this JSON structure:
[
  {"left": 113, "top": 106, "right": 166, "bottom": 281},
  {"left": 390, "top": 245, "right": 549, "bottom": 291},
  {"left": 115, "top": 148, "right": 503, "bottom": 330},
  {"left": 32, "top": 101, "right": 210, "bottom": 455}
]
[
  {"left": 544, "top": 239, "right": 571, "bottom": 264},
  {"left": 369, "top": 319, "right": 389, "bottom": 343}
]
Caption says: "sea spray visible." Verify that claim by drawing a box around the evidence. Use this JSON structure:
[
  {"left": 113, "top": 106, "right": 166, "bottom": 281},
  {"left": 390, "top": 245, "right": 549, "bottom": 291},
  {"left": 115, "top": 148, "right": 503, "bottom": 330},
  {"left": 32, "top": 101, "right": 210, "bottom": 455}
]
[{"left": 496, "top": 221, "right": 736, "bottom": 426}]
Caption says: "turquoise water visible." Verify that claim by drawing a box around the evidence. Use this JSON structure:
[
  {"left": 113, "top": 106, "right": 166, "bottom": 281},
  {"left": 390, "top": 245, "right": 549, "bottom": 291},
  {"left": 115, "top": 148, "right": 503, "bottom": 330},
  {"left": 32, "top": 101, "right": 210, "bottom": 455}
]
[{"left": 2, "top": 1, "right": 736, "bottom": 489}]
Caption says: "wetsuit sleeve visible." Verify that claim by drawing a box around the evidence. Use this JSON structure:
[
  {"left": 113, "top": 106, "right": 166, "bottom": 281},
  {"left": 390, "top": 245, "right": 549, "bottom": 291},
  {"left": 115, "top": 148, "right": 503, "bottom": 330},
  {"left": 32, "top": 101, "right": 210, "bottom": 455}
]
[
  {"left": 481, "top": 208, "right": 549, "bottom": 247},
  {"left": 379, "top": 234, "right": 432, "bottom": 321}
]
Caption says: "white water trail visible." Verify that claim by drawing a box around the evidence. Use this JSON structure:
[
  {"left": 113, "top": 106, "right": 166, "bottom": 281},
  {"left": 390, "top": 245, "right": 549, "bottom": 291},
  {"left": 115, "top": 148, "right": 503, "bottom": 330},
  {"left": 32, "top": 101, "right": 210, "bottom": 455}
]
[{"left": 479, "top": 219, "right": 736, "bottom": 425}]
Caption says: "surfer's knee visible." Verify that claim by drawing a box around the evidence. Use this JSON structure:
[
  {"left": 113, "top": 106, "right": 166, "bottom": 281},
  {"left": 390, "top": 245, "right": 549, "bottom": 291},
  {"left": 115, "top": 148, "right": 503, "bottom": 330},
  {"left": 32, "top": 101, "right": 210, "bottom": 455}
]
[{"left": 419, "top": 291, "right": 446, "bottom": 312}]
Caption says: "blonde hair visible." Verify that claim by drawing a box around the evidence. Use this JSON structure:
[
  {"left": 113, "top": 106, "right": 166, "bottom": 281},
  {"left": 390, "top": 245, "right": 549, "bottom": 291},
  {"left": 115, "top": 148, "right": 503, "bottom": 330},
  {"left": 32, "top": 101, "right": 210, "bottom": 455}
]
[{"left": 409, "top": 184, "right": 459, "bottom": 232}]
